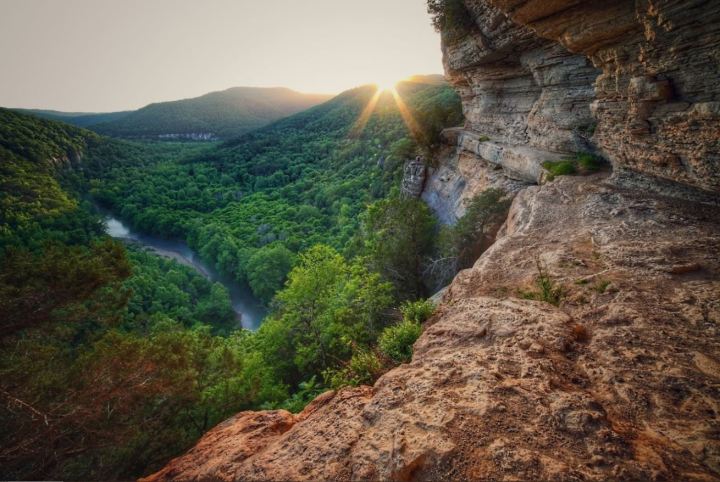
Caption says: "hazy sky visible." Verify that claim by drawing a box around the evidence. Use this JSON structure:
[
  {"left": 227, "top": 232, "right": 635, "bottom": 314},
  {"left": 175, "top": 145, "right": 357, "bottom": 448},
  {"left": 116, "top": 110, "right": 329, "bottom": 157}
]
[{"left": 0, "top": 0, "right": 443, "bottom": 112}]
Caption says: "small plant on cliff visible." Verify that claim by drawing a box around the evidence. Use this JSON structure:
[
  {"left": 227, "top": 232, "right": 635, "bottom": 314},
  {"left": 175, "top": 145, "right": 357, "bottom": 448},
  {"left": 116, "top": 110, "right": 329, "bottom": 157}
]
[
  {"left": 378, "top": 300, "right": 433, "bottom": 364},
  {"left": 519, "top": 258, "right": 564, "bottom": 306},
  {"left": 400, "top": 298, "right": 435, "bottom": 323},
  {"left": 379, "top": 318, "right": 423, "bottom": 364},
  {"left": 543, "top": 160, "right": 577, "bottom": 181},
  {"left": 593, "top": 279, "right": 611, "bottom": 294},
  {"left": 324, "top": 349, "right": 384, "bottom": 388},
  {"left": 543, "top": 152, "right": 605, "bottom": 181},
  {"left": 576, "top": 152, "right": 603, "bottom": 172},
  {"left": 277, "top": 376, "right": 324, "bottom": 413}
]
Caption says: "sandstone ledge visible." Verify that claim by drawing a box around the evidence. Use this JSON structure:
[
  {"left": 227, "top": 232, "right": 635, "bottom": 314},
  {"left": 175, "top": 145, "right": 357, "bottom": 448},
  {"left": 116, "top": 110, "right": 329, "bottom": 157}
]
[{"left": 144, "top": 176, "right": 720, "bottom": 481}]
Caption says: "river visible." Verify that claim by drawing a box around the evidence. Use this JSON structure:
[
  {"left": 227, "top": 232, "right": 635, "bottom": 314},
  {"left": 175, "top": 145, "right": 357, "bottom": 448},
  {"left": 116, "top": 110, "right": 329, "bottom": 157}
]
[{"left": 102, "top": 214, "right": 267, "bottom": 330}]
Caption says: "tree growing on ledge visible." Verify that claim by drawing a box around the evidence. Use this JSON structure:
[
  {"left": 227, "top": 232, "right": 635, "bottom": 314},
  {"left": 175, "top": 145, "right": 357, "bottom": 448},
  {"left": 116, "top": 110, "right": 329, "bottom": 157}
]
[
  {"left": 426, "top": 188, "right": 512, "bottom": 290},
  {"left": 427, "top": 0, "right": 475, "bottom": 43},
  {"left": 354, "top": 197, "right": 437, "bottom": 300}
]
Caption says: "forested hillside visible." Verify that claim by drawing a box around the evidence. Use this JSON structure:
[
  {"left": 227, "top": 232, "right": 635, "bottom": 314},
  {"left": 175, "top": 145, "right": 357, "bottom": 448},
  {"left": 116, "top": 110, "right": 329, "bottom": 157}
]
[
  {"left": 92, "top": 80, "right": 463, "bottom": 302},
  {"left": 0, "top": 79, "right": 465, "bottom": 480},
  {"left": 10, "top": 108, "right": 132, "bottom": 128},
  {"left": 90, "top": 86, "right": 332, "bottom": 139},
  {"left": 0, "top": 109, "right": 248, "bottom": 478}
]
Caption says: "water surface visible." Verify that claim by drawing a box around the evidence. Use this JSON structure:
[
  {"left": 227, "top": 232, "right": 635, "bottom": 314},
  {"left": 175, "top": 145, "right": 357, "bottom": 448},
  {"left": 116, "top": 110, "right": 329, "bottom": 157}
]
[{"left": 102, "top": 212, "right": 267, "bottom": 330}]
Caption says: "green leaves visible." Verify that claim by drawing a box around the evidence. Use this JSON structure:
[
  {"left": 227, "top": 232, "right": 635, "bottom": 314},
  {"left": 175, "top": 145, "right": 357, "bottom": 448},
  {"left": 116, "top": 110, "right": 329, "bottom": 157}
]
[
  {"left": 246, "top": 243, "right": 295, "bottom": 303},
  {"left": 379, "top": 319, "right": 423, "bottom": 364},
  {"left": 263, "top": 244, "right": 394, "bottom": 386},
  {"left": 355, "top": 196, "right": 437, "bottom": 300},
  {"left": 379, "top": 300, "right": 432, "bottom": 364}
]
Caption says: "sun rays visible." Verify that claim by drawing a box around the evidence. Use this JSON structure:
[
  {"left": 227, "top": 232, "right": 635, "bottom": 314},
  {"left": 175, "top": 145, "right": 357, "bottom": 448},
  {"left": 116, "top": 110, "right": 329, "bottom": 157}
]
[
  {"left": 350, "top": 82, "right": 422, "bottom": 141},
  {"left": 389, "top": 86, "right": 423, "bottom": 141},
  {"left": 350, "top": 88, "right": 383, "bottom": 137}
]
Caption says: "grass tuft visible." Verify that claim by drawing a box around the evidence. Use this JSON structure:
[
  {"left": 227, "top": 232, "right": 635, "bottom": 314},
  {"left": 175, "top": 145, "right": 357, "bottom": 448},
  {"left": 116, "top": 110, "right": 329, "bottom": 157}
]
[
  {"left": 543, "top": 152, "right": 606, "bottom": 181},
  {"left": 519, "top": 259, "right": 563, "bottom": 306}
]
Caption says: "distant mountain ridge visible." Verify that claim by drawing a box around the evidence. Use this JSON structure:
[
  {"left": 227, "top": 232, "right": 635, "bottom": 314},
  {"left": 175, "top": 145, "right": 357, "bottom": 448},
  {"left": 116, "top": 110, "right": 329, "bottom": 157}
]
[
  {"left": 11, "top": 108, "right": 132, "bottom": 128},
  {"left": 11, "top": 87, "right": 333, "bottom": 140}
]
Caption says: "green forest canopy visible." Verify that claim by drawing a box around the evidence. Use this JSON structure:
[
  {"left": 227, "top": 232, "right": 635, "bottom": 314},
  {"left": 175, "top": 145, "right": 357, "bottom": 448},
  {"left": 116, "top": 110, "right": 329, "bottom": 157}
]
[{"left": 0, "top": 80, "right": 464, "bottom": 480}]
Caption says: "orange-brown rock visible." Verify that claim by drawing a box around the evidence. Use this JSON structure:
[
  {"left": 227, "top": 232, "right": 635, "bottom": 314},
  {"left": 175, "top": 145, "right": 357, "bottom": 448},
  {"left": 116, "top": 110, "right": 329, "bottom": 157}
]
[{"left": 144, "top": 174, "right": 720, "bottom": 481}]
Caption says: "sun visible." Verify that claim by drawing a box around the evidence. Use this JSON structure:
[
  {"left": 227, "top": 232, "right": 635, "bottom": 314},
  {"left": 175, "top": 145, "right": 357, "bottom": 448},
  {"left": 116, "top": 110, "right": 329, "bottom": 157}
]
[{"left": 375, "top": 79, "right": 397, "bottom": 92}]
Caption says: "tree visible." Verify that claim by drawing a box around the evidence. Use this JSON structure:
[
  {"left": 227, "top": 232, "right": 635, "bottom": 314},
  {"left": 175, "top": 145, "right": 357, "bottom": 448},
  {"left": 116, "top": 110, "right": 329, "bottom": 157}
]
[
  {"left": 260, "top": 245, "right": 394, "bottom": 387},
  {"left": 0, "top": 239, "right": 131, "bottom": 338},
  {"left": 426, "top": 188, "right": 512, "bottom": 289},
  {"left": 356, "top": 197, "right": 437, "bottom": 300},
  {"left": 245, "top": 243, "right": 295, "bottom": 303},
  {"left": 427, "top": 0, "right": 475, "bottom": 43}
]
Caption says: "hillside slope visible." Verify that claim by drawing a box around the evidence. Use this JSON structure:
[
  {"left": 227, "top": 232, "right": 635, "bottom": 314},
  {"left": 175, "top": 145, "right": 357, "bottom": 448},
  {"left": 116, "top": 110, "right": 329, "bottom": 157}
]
[
  {"left": 144, "top": 1, "right": 720, "bottom": 480},
  {"left": 91, "top": 80, "right": 462, "bottom": 302},
  {"left": 91, "top": 87, "right": 332, "bottom": 139},
  {"left": 0, "top": 109, "right": 266, "bottom": 480},
  {"left": 10, "top": 108, "right": 132, "bottom": 128}
]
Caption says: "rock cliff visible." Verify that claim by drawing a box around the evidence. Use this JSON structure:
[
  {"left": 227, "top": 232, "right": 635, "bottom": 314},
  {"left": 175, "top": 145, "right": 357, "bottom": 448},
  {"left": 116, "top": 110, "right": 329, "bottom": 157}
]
[
  {"left": 425, "top": 0, "right": 719, "bottom": 225},
  {"left": 144, "top": 2, "right": 720, "bottom": 480}
]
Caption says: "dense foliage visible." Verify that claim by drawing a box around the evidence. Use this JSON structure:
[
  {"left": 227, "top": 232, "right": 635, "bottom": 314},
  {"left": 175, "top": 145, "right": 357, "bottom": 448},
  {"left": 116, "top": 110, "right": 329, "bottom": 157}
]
[
  {"left": 427, "top": 0, "right": 475, "bottom": 43},
  {"left": 350, "top": 196, "right": 437, "bottom": 300},
  {"left": 0, "top": 82, "right": 465, "bottom": 480},
  {"left": 90, "top": 80, "right": 462, "bottom": 303},
  {"left": 0, "top": 111, "right": 252, "bottom": 478}
]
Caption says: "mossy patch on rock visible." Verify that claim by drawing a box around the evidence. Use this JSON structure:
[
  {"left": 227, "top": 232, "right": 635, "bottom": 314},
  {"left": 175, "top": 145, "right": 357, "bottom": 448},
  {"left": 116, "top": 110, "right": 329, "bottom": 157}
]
[{"left": 542, "top": 153, "right": 605, "bottom": 181}]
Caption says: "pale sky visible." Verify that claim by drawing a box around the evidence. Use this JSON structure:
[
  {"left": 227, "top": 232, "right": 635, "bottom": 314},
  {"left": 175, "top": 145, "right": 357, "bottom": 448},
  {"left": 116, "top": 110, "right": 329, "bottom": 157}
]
[{"left": 0, "top": 0, "right": 443, "bottom": 112}]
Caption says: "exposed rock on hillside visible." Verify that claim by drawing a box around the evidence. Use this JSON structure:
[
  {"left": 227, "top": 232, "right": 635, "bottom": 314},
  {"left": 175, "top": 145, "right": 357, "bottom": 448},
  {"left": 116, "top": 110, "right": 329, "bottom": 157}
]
[
  {"left": 401, "top": 156, "right": 428, "bottom": 198},
  {"left": 422, "top": 128, "right": 527, "bottom": 223},
  {"left": 444, "top": 0, "right": 720, "bottom": 193}
]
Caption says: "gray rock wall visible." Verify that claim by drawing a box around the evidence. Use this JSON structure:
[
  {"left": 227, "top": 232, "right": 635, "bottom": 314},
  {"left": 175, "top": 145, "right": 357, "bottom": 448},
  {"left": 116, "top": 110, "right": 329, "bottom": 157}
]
[{"left": 447, "top": 0, "right": 720, "bottom": 193}]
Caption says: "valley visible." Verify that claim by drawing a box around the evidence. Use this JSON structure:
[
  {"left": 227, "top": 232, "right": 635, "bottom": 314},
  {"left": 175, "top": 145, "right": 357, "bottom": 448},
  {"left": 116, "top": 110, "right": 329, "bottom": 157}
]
[
  {"left": 0, "top": 77, "right": 465, "bottom": 480},
  {"left": 2, "top": 1, "right": 719, "bottom": 481},
  {"left": 101, "top": 211, "right": 267, "bottom": 329}
]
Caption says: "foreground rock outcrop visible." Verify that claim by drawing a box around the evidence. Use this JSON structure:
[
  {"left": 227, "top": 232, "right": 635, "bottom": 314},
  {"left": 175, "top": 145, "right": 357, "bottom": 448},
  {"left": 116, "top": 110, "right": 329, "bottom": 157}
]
[
  {"left": 145, "top": 1, "right": 720, "bottom": 480},
  {"left": 145, "top": 174, "right": 720, "bottom": 481}
]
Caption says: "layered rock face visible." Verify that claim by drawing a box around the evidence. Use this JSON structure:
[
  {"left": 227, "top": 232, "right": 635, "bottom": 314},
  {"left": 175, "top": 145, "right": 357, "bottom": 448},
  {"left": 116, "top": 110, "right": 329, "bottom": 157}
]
[
  {"left": 422, "top": 129, "right": 527, "bottom": 223},
  {"left": 145, "top": 2, "right": 720, "bottom": 481},
  {"left": 444, "top": 0, "right": 720, "bottom": 192},
  {"left": 425, "top": 0, "right": 719, "bottom": 224}
]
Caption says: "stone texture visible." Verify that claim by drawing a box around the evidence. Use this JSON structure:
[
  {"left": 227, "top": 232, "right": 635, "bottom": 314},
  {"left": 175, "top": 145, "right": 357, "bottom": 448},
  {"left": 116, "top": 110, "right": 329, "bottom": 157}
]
[
  {"left": 144, "top": 175, "right": 720, "bottom": 481},
  {"left": 448, "top": 0, "right": 720, "bottom": 193},
  {"left": 422, "top": 129, "right": 526, "bottom": 224},
  {"left": 443, "top": 2, "right": 600, "bottom": 174},
  {"left": 401, "top": 156, "right": 428, "bottom": 198}
]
